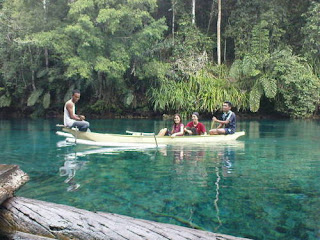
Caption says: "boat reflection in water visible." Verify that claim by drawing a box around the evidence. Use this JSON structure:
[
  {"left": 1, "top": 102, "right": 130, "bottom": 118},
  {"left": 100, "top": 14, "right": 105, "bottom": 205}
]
[
  {"left": 158, "top": 141, "right": 245, "bottom": 231},
  {"left": 56, "top": 139, "right": 167, "bottom": 192},
  {"left": 59, "top": 153, "right": 88, "bottom": 192},
  {"left": 159, "top": 141, "right": 244, "bottom": 164}
]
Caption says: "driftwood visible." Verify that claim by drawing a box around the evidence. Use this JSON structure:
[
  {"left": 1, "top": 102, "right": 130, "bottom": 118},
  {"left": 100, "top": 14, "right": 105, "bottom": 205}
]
[
  {"left": 0, "top": 165, "right": 29, "bottom": 205},
  {"left": 2, "top": 231, "right": 55, "bottom": 240},
  {"left": 0, "top": 197, "right": 250, "bottom": 240}
]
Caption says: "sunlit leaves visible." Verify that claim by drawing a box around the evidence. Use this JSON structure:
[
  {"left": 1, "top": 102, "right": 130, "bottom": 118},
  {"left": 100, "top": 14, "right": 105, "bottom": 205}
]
[
  {"left": 68, "top": 0, "right": 94, "bottom": 16},
  {"left": 65, "top": 57, "right": 92, "bottom": 79},
  {"left": 149, "top": 69, "right": 248, "bottom": 115},
  {"left": 302, "top": 1, "right": 320, "bottom": 77},
  {"left": 96, "top": 8, "right": 122, "bottom": 34}
]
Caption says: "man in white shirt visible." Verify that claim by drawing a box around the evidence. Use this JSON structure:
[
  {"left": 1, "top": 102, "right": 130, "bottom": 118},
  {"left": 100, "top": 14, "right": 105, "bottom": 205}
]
[{"left": 64, "top": 89, "right": 90, "bottom": 131}]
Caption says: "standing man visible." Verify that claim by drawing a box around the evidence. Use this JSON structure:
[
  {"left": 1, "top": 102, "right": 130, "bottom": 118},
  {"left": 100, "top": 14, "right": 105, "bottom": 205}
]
[
  {"left": 64, "top": 89, "right": 90, "bottom": 131},
  {"left": 209, "top": 101, "right": 236, "bottom": 135}
]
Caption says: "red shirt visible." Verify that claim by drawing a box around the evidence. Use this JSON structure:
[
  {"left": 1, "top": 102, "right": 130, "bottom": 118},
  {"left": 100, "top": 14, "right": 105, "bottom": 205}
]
[{"left": 186, "top": 121, "right": 206, "bottom": 135}]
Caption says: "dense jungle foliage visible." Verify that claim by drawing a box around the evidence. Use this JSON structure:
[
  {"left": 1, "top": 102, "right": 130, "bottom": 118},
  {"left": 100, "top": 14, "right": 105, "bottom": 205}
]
[{"left": 0, "top": 0, "right": 319, "bottom": 118}]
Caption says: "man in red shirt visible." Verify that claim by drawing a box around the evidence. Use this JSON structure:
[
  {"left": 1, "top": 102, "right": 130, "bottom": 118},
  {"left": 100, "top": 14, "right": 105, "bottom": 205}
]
[{"left": 184, "top": 112, "right": 207, "bottom": 135}]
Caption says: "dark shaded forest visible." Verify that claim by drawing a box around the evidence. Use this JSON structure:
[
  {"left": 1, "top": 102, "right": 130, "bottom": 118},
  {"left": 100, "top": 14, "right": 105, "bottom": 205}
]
[{"left": 0, "top": 0, "right": 319, "bottom": 118}]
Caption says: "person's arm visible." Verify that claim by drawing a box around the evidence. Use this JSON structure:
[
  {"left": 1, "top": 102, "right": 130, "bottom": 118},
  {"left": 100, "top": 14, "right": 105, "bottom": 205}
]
[
  {"left": 172, "top": 124, "right": 184, "bottom": 137},
  {"left": 212, "top": 116, "right": 229, "bottom": 125},
  {"left": 66, "top": 102, "right": 83, "bottom": 121},
  {"left": 216, "top": 123, "right": 223, "bottom": 129},
  {"left": 184, "top": 128, "right": 192, "bottom": 135},
  {"left": 184, "top": 123, "right": 193, "bottom": 135},
  {"left": 200, "top": 123, "right": 207, "bottom": 135}
]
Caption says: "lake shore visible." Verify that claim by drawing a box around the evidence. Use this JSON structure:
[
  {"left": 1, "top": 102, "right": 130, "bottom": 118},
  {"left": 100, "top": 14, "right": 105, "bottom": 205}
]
[{"left": 2, "top": 107, "right": 313, "bottom": 120}]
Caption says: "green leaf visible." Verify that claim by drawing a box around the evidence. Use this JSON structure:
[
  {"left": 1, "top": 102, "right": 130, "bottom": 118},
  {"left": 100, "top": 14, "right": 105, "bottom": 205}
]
[
  {"left": 249, "top": 83, "right": 263, "bottom": 112},
  {"left": 43, "top": 93, "right": 51, "bottom": 109},
  {"left": 0, "top": 95, "right": 11, "bottom": 108},
  {"left": 260, "top": 76, "right": 277, "bottom": 98},
  {"left": 37, "top": 68, "right": 49, "bottom": 78},
  {"left": 27, "top": 89, "right": 44, "bottom": 107}
]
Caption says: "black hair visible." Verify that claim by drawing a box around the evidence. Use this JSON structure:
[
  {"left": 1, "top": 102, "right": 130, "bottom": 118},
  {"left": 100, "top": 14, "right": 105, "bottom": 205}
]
[
  {"left": 72, "top": 89, "right": 80, "bottom": 95},
  {"left": 224, "top": 101, "right": 232, "bottom": 107},
  {"left": 192, "top": 112, "right": 200, "bottom": 119}
]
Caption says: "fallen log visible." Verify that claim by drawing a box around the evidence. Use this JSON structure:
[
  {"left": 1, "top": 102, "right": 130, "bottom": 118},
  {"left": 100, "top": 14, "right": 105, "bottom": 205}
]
[
  {"left": 0, "top": 197, "right": 250, "bottom": 240},
  {"left": 0, "top": 165, "right": 29, "bottom": 205},
  {"left": 2, "top": 231, "right": 55, "bottom": 240}
]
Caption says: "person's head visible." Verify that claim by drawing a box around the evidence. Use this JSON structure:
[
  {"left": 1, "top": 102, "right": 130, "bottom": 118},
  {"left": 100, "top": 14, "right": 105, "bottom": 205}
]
[
  {"left": 72, "top": 89, "right": 81, "bottom": 103},
  {"left": 173, "top": 114, "right": 182, "bottom": 125},
  {"left": 192, "top": 112, "right": 200, "bottom": 122},
  {"left": 222, "top": 101, "right": 232, "bottom": 112}
]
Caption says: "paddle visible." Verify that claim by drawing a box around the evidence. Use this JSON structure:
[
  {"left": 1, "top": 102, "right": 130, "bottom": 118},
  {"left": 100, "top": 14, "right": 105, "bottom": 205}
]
[{"left": 211, "top": 117, "right": 216, "bottom": 129}]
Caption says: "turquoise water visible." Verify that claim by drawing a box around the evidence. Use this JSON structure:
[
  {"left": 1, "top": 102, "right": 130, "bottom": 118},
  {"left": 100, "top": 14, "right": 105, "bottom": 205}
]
[{"left": 0, "top": 119, "right": 319, "bottom": 239}]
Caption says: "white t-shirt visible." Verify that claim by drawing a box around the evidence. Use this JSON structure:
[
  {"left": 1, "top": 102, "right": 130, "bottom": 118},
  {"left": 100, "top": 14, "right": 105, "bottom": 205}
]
[{"left": 64, "top": 99, "right": 76, "bottom": 127}]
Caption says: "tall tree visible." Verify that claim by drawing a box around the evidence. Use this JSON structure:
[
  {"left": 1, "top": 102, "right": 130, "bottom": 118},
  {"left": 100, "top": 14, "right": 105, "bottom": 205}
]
[
  {"left": 217, "top": 0, "right": 221, "bottom": 65},
  {"left": 207, "top": 0, "right": 215, "bottom": 34},
  {"left": 192, "top": 0, "right": 195, "bottom": 25},
  {"left": 171, "top": 0, "right": 176, "bottom": 44},
  {"left": 42, "top": 0, "right": 49, "bottom": 70}
]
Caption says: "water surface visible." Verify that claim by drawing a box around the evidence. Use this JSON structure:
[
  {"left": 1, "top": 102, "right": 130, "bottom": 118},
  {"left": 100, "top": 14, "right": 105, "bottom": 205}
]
[{"left": 0, "top": 119, "right": 319, "bottom": 239}]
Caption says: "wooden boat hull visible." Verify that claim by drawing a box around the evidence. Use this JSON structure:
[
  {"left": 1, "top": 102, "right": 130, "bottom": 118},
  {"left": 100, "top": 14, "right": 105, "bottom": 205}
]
[{"left": 62, "top": 128, "right": 245, "bottom": 144}]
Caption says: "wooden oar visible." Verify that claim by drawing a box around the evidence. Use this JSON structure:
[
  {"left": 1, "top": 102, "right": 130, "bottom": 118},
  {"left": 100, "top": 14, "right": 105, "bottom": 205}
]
[
  {"left": 153, "top": 133, "right": 158, "bottom": 148},
  {"left": 210, "top": 119, "right": 215, "bottom": 129}
]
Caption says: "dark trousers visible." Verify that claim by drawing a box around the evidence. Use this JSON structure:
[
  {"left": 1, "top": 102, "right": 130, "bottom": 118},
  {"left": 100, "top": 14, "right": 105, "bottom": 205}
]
[{"left": 72, "top": 121, "right": 90, "bottom": 132}]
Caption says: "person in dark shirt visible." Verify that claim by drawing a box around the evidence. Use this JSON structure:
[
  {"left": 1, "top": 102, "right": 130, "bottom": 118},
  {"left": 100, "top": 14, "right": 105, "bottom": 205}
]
[{"left": 209, "top": 101, "right": 236, "bottom": 135}]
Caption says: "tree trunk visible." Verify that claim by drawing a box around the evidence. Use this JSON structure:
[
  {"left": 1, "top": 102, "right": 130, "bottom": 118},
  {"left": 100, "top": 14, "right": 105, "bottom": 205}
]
[
  {"left": 28, "top": 46, "right": 36, "bottom": 91},
  {"left": 207, "top": 0, "right": 215, "bottom": 34},
  {"left": 192, "top": 0, "right": 196, "bottom": 25},
  {"left": 224, "top": 38, "right": 227, "bottom": 63},
  {"left": 44, "top": 48, "right": 49, "bottom": 70},
  {"left": 0, "top": 197, "right": 250, "bottom": 240},
  {"left": 172, "top": 0, "right": 175, "bottom": 44},
  {"left": 43, "top": 0, "right": 49, "bottom": 70},
  {"left": 217, "top": 0, "right": 221, "bottom": 65},
  {"left": 98, "top": 71, "right": 103, "bottom": 99},
  {"left": 31, "top": 70, "right": 36, "bottom": 91}
]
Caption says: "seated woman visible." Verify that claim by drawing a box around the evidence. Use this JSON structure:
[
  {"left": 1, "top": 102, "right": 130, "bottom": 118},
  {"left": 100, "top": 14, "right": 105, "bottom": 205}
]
[
  {"left": 158, "top": 114, "right": 184, "bottom": 138},
  {"left": 184, "top": 112, "right": 207, "bottom": 135}
]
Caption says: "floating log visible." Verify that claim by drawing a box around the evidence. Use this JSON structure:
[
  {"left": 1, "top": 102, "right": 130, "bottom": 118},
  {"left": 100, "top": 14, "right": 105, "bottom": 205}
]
[
  {"left": 0, "top": 197, "right": 250, "bottom": 240},
  {"left": 0, "top": 165, "right": 29, "bottom": 205}
]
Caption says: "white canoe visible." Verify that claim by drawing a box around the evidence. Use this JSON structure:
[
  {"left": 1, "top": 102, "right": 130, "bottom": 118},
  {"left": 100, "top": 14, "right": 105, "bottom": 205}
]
[{"left": 62, "top": 127, "right": 245, "bottom": 144}]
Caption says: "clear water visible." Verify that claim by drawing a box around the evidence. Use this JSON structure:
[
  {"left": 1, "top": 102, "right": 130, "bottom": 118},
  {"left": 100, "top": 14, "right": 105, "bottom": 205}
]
[{"left": 0, "top": 119, "right": 319, "bottom": 240}]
